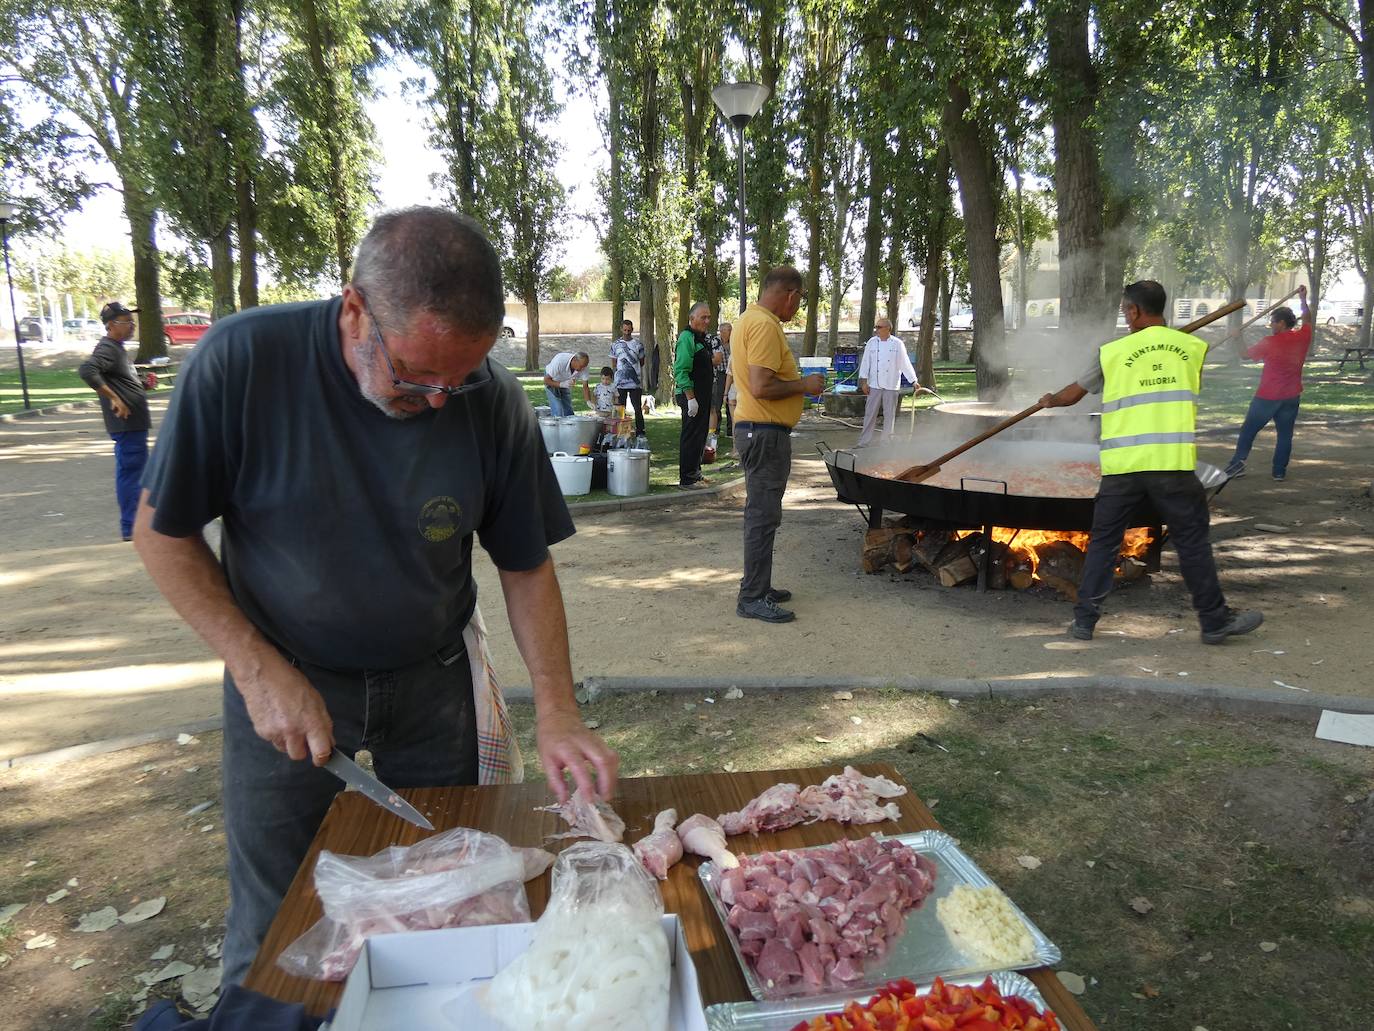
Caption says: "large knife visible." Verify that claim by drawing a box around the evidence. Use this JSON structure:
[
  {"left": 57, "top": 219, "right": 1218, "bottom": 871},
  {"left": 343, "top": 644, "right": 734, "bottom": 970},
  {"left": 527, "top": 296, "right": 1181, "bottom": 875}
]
[{"left": 324, "top": 749, "right": 434, "bottom": 830}]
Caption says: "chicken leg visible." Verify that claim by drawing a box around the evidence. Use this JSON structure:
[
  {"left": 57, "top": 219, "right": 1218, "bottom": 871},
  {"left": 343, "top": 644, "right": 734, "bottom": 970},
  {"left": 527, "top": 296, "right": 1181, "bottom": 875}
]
[
  {"left": 632, "top": 808, "right": 684, "bottom": 880},
  {"left": 678, "top": 813, "right": 739, "bottom": 869}
]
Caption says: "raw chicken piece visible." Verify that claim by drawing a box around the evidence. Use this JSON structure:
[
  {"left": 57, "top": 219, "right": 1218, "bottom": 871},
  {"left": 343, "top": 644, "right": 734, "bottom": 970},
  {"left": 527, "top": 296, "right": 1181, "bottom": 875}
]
[
  {"left": 538, "top": 788, "right": 625, "bottom": 843},
  {"left": 678, "top": 813, "right": 740, "bottom": 869},
  {"left": 632, "top": 808, "right": 684, "bottom": 880},
  {"left": 718, "top": 783, "right": 808, "bottom": 835}
]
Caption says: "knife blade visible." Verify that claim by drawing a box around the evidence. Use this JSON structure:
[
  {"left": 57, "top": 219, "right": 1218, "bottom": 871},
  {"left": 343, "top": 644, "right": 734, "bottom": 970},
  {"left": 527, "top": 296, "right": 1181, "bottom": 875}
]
[{"left": 324, "top": 749, "right": 434, "bottom": 830}]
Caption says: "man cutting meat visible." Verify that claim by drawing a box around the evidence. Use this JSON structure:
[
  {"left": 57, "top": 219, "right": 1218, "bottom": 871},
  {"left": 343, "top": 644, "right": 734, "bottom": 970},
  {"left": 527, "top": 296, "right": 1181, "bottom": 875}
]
[
  {"left": 132, "top": 207, "right": 618, "bottom": 986},
  {"left": 1039, "top": 280, "right": 1263, "bottom": 645}
]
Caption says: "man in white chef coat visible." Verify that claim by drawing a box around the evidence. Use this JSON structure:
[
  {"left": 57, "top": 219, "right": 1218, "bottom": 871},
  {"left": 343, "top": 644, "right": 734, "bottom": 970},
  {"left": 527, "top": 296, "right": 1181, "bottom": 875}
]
[{"left": 856, "top": 317, "right": 918, "bottom": 447}]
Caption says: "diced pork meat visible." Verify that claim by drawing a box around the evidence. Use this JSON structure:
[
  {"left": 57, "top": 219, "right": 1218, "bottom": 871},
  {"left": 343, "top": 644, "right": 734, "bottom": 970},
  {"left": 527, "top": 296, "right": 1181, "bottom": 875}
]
[{"left": 712, "top": 835, "right": 937, "bottom": 997}]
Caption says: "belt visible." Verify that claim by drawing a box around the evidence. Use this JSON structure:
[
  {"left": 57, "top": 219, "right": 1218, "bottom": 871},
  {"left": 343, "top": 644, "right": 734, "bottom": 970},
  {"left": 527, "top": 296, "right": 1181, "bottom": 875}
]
[
  {"left": 735, "top": 421, "right": 791, "bottom": 432},
  {"left": 435, "top": 637, "right": 469, "bottom": 667}
]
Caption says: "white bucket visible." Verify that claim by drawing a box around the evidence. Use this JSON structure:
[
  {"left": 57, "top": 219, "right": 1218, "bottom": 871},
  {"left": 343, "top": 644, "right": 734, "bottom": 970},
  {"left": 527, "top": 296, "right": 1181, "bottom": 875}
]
[
  {"left": 607, "top": 448, "right": 650, "bottom": 496},
  {"left": 538, "top": 416, "right": 560, "bottom": 454},
  {"left": 549, "top": 451, "right": 593, "bottom": 496}
]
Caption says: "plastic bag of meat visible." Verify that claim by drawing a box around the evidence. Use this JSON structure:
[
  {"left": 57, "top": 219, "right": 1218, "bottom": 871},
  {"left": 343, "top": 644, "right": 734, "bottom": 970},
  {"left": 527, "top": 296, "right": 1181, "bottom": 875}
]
[
  {"left": 482, "top": 842, "right": 671, "bottom": 1030},
  {"left": 276, "top": 827, "right": 536, "bottom": 981}
]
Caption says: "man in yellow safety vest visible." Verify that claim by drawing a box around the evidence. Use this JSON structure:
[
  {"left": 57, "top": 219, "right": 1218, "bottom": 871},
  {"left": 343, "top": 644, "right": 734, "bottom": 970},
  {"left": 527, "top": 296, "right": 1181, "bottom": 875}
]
[{"left": 1039, "top": 280, "right": 1263, "bottom": 645}]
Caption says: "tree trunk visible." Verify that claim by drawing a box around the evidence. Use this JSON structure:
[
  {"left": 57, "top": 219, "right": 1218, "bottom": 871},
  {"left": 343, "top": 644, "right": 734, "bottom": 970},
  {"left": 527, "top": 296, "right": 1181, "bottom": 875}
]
[
  {"left": 606, "top": 44, "right": 625, "bottom": 334},
  {"left": 298, "top": 0, "right": 355, "bottom": 285},
  {"left": 858, "top": 144, "right": 884, "bottom": 343},
  {"left": 917, "top": 233, "right": 944, "bottom": 389},
  {"left": 1361, "top": 276, "right": 1374, "bottom": 350},
  {"left": 1047, "top": 0, "right": 1108, "bottom": 342},
  {"left": 655, "top": 278, "right": 673, "bottom": 404},
  {"left": 209, "top": 226, "right": 236, "bottom": 320},
  {"left": 525, "top": 288, "right": 540, "bottom": 370},
  {"left": 639, "top": 272, "right": 657, "bottom": 379},
  {"left": 236, "top": 168, "right": 259, "bottom": 309},
  {"left": 943, "top": 83, "right": 1008, "bottom": 397},
  {"left": 884, "top": 226, "right": 902, "bottom": 329},
  {"left": 125, "top": 191, "right": 167, "bottom": 363},
  {"left": 939, "top": 271, "right": 953, "bottom": 361}
]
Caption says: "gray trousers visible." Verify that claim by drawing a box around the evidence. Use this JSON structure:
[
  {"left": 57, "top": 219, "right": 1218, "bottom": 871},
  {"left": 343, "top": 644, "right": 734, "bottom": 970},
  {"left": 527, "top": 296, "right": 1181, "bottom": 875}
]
[
  {"left": 858, "top": 388, "right": 901, "bottom": 445},
  {"left": 736, "top": 423, "right": 792, "bottom": 602},
  {"left": 221, "top": 644, "right": 478, "bottom": 986}
]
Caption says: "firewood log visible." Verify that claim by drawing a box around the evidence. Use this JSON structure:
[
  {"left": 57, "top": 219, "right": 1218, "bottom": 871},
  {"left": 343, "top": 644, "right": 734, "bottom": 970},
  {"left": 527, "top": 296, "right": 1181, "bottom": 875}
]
[
  {"left": 892, "top": 534, "right": 916, "bottom": 573},
  {"left": 1034, "top": 540, "right": 1086, "bottom": 600},
  {"left": 1116, "top": 556, "right": 1147, "bottom": 582}
]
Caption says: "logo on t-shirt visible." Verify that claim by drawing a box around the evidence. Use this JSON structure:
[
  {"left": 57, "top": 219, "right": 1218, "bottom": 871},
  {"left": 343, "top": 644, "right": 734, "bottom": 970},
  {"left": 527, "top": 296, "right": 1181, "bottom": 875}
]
[{"left": 418, "top": 496, "right": 462, "bottom": 543}]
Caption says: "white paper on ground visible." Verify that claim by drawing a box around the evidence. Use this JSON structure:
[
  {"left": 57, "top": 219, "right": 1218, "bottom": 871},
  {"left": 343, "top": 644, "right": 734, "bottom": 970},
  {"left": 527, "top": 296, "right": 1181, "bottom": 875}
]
[
  {"left": 325, "top": 914, "right": 705, "bottom": 1031},
  {"left": 1315, "top": 710, "right": 1374, "bottom": 748}
]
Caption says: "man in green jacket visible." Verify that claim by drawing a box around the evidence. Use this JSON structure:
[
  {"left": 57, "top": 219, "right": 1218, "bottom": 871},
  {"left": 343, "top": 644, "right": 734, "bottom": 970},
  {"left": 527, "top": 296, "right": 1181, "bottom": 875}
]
[{"left": 675, "top": 301, "right": 716, "bottom": 488}]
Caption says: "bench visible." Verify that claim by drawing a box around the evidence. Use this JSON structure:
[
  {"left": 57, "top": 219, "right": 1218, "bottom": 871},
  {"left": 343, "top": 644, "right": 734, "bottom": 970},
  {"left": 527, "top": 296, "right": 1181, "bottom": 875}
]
[
  {"left": 133, "top": 361, "right": 181, "bottom": 389},
  {"left": 1338, "top": 347, "right": 1373, "bottom": 371}
]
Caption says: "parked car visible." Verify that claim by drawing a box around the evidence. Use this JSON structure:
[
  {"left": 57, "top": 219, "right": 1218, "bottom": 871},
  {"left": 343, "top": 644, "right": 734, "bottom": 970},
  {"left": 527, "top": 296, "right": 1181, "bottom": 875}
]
[
  {"left": 17, "top": 316, "right": 53, "bottom": 343},
  {"left": 502, "top": 316, "right": 527, "bottom": 338},
  {"left": 64, "top": 317, "right": 103, "bottom": 341},
  {"left": 1325, "top": 301, "right": 1364, "bottom": 326},
  {"left": 163, "top": 311, "right": 213, "bottom": 346}
]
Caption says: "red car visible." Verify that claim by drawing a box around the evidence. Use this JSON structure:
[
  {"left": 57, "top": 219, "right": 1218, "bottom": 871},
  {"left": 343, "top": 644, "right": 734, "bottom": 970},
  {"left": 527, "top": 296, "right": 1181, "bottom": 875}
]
[{"left": 162, "top": 312, "right": 213, "bottom": 346}]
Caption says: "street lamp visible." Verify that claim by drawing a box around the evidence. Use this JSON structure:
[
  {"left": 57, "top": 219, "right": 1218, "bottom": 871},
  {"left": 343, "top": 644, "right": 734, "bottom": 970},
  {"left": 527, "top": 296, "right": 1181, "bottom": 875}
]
[
  {"left": 0, "top": 197, "right": 30, "bottom": 409},
  {"left": 711, "top": 81, "right": 770, "bottom": 316}
]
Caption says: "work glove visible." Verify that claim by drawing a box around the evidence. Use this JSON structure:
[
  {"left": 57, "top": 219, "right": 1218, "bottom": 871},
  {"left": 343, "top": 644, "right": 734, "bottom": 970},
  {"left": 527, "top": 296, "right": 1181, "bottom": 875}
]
[{"left": 687, "top": 397, "right": 699, "bottom": 417}]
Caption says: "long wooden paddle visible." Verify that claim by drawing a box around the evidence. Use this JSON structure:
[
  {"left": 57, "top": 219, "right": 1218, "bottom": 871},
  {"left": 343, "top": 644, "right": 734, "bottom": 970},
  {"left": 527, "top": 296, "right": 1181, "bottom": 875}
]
[
  {"left": 1211, "top": 287, "right": 1302, "bottom": 352},
  {"left": 891, "top": 298, "right": 1247, "bottom": 484}
]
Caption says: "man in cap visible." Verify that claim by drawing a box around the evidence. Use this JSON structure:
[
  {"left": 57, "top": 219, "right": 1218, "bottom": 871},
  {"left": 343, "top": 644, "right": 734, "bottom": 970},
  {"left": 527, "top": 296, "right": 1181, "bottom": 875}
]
[
  {"left": 78, "top": 302, "right": 149, "bottom": 541},
  {"left": 132, "top": 207, "right": 617, "bottom": 985}
]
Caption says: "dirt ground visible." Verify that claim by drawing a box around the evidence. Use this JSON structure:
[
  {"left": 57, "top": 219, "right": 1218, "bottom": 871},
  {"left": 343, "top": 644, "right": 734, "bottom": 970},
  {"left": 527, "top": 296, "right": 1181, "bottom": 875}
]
[
  {"left": 3, "top": 396, "right": 1374, "bottom": 762},
  {"left": 2, "top": 691, "right": 1370, "bottom": 1029}
]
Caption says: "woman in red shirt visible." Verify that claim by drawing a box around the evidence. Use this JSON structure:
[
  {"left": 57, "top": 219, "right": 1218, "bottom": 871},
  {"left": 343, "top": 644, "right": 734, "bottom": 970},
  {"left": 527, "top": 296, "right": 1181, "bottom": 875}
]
[{"left": 1224, "top": 285, "right": 1313, "bottom": 482}]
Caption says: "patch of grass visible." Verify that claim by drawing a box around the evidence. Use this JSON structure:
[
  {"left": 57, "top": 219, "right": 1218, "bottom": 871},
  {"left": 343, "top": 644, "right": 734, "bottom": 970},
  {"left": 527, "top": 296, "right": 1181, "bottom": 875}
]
[
  {"left": 513, "top": 690, "right": 1374, "bottom": 1029},
  {"left": 88, "top": 992, "right": 138, "bottom": 1031}
]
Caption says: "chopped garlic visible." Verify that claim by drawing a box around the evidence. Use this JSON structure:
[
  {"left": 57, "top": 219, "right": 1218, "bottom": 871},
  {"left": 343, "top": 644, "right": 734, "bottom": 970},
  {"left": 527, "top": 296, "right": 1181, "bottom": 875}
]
[{"left": 937, "top": 884, "right": 1035, "bottom": 966}]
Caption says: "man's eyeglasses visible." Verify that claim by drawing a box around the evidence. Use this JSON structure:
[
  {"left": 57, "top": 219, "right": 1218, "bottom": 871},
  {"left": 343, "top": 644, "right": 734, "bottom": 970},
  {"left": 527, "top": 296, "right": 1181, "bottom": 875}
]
[{"left": 360, "top": 295, "right": 492, "bottom": 398}]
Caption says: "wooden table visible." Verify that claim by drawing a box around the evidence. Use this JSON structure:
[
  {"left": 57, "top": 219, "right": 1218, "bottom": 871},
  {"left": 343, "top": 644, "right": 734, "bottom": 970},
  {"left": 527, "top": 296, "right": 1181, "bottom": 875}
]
[{"left": 245, "top": 764, "right": 1098, "bottom": 1027}]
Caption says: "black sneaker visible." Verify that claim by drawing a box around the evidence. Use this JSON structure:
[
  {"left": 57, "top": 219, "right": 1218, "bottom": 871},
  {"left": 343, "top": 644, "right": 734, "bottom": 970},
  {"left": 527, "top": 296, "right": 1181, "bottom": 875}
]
[
  {"left": 1272, "top": 472, "right": 1286, "bottom": 482},
  {"left": 1069, "top": 621, "right": 1094, "bottom": 640},
  {"left": 737, "top": 597, "right": 796, "bottom": 623},
  {"left": 766, "top": 588, "right": 792, "bottom": 603},
  {"left": 1200, "top": 609, "right": 1264, "bottom": 645},
  {"left": 1224, "top": 458, "right": 1246, "bottom": 479}
]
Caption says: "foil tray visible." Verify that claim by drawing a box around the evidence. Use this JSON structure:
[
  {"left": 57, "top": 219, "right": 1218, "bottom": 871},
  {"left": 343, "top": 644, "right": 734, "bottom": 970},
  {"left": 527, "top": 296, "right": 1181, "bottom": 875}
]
[
  {"left": 705, "top": 969, "right": 1051, "bottom": 1030},
  {"left": 697, "top": 830, "right": 1061, "bottom": 1001}
]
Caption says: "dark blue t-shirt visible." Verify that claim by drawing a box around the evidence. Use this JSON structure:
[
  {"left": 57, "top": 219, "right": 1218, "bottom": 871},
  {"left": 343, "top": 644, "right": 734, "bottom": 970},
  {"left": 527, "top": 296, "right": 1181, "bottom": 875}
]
[{"left": 143, "top": 298, "right": 574, "bottom": 670}]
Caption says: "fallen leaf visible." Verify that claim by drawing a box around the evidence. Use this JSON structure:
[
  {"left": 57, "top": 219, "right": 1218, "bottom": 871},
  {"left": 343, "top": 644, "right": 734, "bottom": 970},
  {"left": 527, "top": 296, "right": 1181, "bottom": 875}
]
[
  {"left": 683, "top": 703, "right": 696, "bottom": 712},
  {"left": 185, "top": 766, "right": 200, "bottom": 773},
  {"left": 1254, "top": 523, "right": 1287, "bottom": 533},
  {"left": 1130, "top": 896, "right": 1154, "bottom": 915},
  {"left": 75, "top": 907, "right": 119, "bottom": 933},
  {"left": 1259, "top": 941, "right": 1278, "bottom": 953},
  {"left": 200, "top": 825, "right": 214, "bottom": 833},
  {"left": 23, "top": 860, "right": 36, "bottom": 868},
  {"left": 45, "top": 889, "right": 69, "bottom": 904},
  {"left": 148, "top": 960, "right": 196, "bottom": 983},
  {"left": 583, "top": 718, "right": 601, "bottom": 730},
  {"left": 813, "top": 735, "right": 832, "bottom": 744},
  {"left": 1222, "top": 878, "right": 1237, "bottom": 887},
  {"left": 1056, "top": 971, "right": 1086, "bottom": 995},
  {"left": 0, "top": 903, "right": 26, "bottom": 925},
  {"left": 1085, "top": 860, "right": 1096, "bottom": 869},
  {"left": 181, "top": 963, "right": 223, "bottom": 1009},
  {"left": 71, "top": 957, "right": 95, "bottom": 971},
  {"left": 1273, "top": 680, "right": 1310, "bottom": 692},
  {"left": 151, "top": 944, "right": 175, "bottom": 961},
  {"left": 1197, "top": 951, "right": 1213, "bottom": 963},
  {"left": 185, "top": 801, "right": 214, "bottom": 817},
  {"left": 176, "top": 733, "right": 200, "bottom": 746},
  {"left": 1016, "top": 855, "right": 1042, "bottom": 870},
  {"left": 722, "top": 762, "right": 737, "bottom": 773},
  {"left": 120, "top": 897, "right": 167, "bottom": 924},
  {"left": 1141, "top": 983, "right": 1161, "bottom": 998},
  {"left": 703, "top": 697, "right": 715, "bottom": 704},
  {"left": 926, "top": 798, "right": 939, "bottom": 809},
  {"left": 66, "top": 878, "right": 78, "bottom": 888},
  {"left": 947, "top": 698, "right": 961, "bottom": 707},
  {"left": 832, "top": 690, "right": 853, "bottom": 701},
  {"left": 724, "top": 687, "right": 744, "bottom": 700},
  {"left": 24, "top": 934, "right": 57, "bottom": 950},
  {"left": 205, "top": 939, "right": 223, "bottom": 960}
]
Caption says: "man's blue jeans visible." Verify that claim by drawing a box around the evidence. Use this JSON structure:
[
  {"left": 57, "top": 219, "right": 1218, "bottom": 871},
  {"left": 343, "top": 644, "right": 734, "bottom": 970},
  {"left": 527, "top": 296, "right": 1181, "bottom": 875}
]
[
  {"left": 110, "top": 430, "right": 148, "bottom": 538},
  {"left": 546, "top": 386, "right": 573, "bottom": 416},
  {"left": 220, "top": 645, "right": 478, "bottom": 986},
  {"left": 1231, "top": 395, "right": 1300, "bottom": 476}
]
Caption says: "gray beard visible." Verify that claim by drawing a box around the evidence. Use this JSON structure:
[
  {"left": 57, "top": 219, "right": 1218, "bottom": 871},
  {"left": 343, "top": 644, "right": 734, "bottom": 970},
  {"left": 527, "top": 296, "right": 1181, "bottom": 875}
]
[{"left": 351, "top": 340, "right": 423, "bottom": 420}]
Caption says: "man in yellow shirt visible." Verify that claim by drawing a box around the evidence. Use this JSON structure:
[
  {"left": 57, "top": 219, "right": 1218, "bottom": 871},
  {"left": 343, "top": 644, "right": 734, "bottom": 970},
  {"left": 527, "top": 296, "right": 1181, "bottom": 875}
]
[{"left": 730, "top": 266, "right": 827, "bottom": 623}]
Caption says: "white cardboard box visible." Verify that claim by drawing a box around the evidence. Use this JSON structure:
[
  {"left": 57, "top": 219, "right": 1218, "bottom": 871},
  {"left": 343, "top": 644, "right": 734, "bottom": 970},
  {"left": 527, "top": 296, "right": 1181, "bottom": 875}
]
[{"left": 325, "top": 914, "right": 708, "bottom": 1031}]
